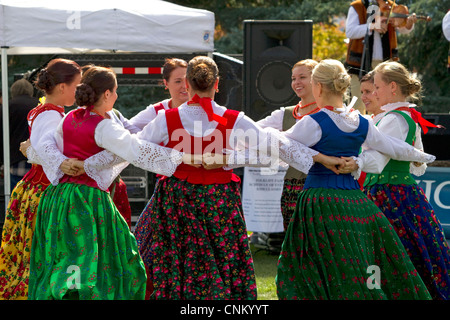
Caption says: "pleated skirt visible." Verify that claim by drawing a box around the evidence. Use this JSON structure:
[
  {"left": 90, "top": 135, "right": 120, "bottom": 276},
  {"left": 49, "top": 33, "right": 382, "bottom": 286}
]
[
  {"left": 0, "top": 180, "right": 46, "bottom": 300},
  {"left": 134, "top": 176, "right": 257, "bottom": 300},
  {"left": 276, "top": 187, "right": 432, "bottom": 300},
  {"left": 28, "top": 183, "right": 146, "bottom": 300},
  {"left": 280, "top": 178, "right": 306, "bottom": 231},
  {"left": 364, "top": 183, "right": 450, "bottom": 300}
]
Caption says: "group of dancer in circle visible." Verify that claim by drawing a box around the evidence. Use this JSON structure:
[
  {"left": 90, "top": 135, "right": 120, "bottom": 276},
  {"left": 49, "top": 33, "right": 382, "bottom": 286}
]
[{"left": 0, "top": 53, "right": 448, "bottom": 300}]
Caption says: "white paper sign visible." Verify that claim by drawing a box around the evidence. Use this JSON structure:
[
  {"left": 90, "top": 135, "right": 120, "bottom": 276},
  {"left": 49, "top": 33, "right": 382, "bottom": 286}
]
[{"left": 241, "top": 166, "right": 286, "bottom": 232}]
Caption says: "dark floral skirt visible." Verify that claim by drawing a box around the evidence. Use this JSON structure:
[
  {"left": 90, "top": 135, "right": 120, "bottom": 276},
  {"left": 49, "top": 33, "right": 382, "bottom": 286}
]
[
  {"left": 364, "top": 183, "right": 450, "bottom": 300},
  {"left": 134, "top": 176, "right": 257, "bottom": 300},
  {"left": 276, "top": 187, "right": 432, "bottom": 300}
]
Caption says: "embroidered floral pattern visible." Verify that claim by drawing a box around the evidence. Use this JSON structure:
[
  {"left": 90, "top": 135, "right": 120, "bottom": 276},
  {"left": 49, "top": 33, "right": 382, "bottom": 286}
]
[
  {"left": 364, "top": 183, "right": 450, "bottom": 299},
  {"left": 280, "top": 178, "right": 305, "bottom": 230},
  {"left": 276, "top": 188, "right": 432, "bottom": 300},
  {"left": 0, "top": 180, "right": 45, "bottom": 300},
  {"left": 134, "top": 176, "right": 257, "bottom": 300},
  {"left": 28, "top": 183, "right": 146, "bottom": 300}
]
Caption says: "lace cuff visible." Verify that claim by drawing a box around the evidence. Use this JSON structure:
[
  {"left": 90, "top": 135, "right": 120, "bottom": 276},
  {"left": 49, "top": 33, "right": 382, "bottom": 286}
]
[
  {"left": 410, "top": 162, "right": 427, "bottom": 177},
  {"left": 84, "top": 150, "right": 129, "bottom": 191},
  {"left": 95, "top": 119, "right": 184, "bottom": 178},
  {"left": 26, "top": 145, "right": 41, "bottom": 165},
  {"left": 132, "top": 144, "right": 183, "bottom": 177},
  {"left": 32, "top": 143, "right": 67, "bottom": 185},
  {"left": 351, "top": 156, "right": 363, "bottom": 180}
]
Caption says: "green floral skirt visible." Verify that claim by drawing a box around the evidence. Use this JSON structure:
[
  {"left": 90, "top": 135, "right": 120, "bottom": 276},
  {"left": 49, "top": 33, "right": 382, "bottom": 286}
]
[
  {"left": 28, "top": 183, "right": 146, "bottom": 300},
  {"left": 276, "top": 188, "right": 432, "bottom": 300}
]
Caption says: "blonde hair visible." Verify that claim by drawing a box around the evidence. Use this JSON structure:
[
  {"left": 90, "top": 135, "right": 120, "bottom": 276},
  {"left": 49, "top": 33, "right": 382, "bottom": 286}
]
[
  {"left": 292, "top": 59, "right": 318, "bottom": 72},
  {"left": 312, "top": 59, "right": 351, "bottom": 97},
  {"left": 373, "top": 61, "right": 422, "bottom": 101}
]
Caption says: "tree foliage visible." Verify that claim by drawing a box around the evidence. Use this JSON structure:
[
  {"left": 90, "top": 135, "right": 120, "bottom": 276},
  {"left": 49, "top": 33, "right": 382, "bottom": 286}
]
[{"left": 169, "top": 0, "right": 450, "bottom": 113}]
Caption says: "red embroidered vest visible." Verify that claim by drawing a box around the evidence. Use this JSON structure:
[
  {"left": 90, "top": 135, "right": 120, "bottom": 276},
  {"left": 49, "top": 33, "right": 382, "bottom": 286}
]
[
  {"left": 164, "top": 108, "right": 240, "bottom": 185},
  {"left": 59, "top": 108, "right": 105, "bottom": 189},
  {"left": 22, "top": 103, "right": 65, "bottom": 187}
]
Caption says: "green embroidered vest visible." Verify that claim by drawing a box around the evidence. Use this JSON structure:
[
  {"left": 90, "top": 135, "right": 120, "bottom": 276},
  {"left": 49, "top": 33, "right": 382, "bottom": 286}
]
[
  {"left": 364, "top": 110, "right": 417, "bottom": 187},
  {"left": 282, "top": 106, "right": 307, "bottom": 180}
]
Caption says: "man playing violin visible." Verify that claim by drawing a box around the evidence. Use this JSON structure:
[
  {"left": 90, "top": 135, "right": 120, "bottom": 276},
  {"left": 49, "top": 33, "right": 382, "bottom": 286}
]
[{"left": 345, "top": 0, "right": 418, "bottom": 114}]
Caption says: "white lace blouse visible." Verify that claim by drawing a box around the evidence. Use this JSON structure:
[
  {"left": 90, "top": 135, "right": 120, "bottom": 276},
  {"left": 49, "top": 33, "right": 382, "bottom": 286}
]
[
  {"left": 358, "top": 102, "right": 428, "bottom": 177},
  {"left": 136, "top": 101, "right": 319, "bottom": 174},
  {"left": 27, "top": 108, "right": 183, "bottom": 191},
  {"left": 279, "top": 107, "right": 435, "bottom": 176},
  {"left": 257, "top": 106, "right": 299, "bottom": 131},
  {"left": 128, "top": 99, "right": 171, "bottom": 130}
]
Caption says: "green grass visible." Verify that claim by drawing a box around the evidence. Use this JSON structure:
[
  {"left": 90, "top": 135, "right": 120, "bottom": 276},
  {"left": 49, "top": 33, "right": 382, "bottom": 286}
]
[{"left": 250, "top": 244, "right": 279, "bottom": 300}]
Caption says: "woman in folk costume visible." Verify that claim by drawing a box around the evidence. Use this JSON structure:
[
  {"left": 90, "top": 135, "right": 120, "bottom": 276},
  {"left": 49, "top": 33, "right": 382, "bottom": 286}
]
[
  {"left": 0, "top": 59, "right": 82, "bottom": 300},
  {"left": 78, "top": 64, "right": 135, "bottom": 228},
  {"left": 275, "top": 59, "right": 435, "bottom": 300},
  {"left": 28, "top": 66, "right": 186, "bottom": 300},
  {"left": 257, "top": 59, "right": 319, "bottom": 230},
  {"left": 356, "top": 71, "right": 383, "bottom": 188},
  {"left": 129, "top": 58, "right": 188, "bottom": 129},
  {"left": 130, "top": 58, "right": 188, "bottom": 299},
  {"left": 343, "top": 61, "right": 450, "bottom": 299},
  {"left": 133, "top": 55, "right": 347, "bottom": 299}
]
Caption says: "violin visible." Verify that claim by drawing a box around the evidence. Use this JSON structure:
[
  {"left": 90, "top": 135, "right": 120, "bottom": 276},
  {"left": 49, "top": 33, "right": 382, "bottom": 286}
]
[{"left": 379, "top": 0, "right": 431, "bottom": 28}]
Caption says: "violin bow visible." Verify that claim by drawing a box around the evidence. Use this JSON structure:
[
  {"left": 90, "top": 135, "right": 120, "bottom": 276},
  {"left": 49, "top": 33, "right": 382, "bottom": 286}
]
[{"left": 385, "top": 0, "right": 396, "bottom": 26}]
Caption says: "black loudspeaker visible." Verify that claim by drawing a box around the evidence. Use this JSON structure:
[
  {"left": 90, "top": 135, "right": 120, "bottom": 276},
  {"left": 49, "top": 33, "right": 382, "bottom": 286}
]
[
  {"left": 243, "top": 20, "right": 313, "bottom": 121},
  {"left": 213, "top": 52, "right": 244, "bottom": 112},
  {"left": 422, "top": 114, "right": 450, "bottom": 161}
]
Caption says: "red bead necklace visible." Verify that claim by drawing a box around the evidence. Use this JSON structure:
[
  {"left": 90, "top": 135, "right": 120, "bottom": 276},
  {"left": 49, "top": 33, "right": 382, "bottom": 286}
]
[{"left": 292, "top": 101, "right": 319, "bottom": 120}]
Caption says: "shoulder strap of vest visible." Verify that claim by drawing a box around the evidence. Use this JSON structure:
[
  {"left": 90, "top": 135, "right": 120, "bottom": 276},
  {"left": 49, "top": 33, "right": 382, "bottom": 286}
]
[
  {"left": 222, "top": 109, "right": 240, "bottom": 130},
  {"left": 309, "top": 110, "right": 328, "bottom": 123},
  {"left": 282, "top": 106, "right": 297, "bottom": 131},
  {"left": 386, "top": 110, "right": 416, "bottom": 144},
  {"left": 154, "top": 102, "right": 165, "bottom": 113},
  {"left": 165, "top": 108, "right": 183, "bottom": 136}
]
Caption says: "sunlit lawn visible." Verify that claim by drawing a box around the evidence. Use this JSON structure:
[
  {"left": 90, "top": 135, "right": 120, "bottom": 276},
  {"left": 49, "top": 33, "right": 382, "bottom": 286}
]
[{"left": 250, "top": 244, "right": 279, "bottom": 300}]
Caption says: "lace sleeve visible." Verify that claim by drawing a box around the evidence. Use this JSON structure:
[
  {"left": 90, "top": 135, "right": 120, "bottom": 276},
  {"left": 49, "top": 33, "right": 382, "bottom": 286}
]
[
  {"left": 226, "top": 127, "right": 317, "bottom": 174},
  {"left": 410, "top": 161, "right": 427, "bottom": 177},
  {"left": 350, "top": 156, "right": 364, "bottom": 180},
  {"left": 364, "top": 123, "right": 436, "bottom": 164},
  {"left": 36, "top": 129, "right": 68, "bottom": 185},
  {"left": 84, "top": 150, "right": 130, "bottom": 191},
  {"left": 95, "top": 119, "right": 183, "bottom": 177},
  {"left": 30, "top": 111, "right": 68, "bottom": 185},
  {"left": 25, "top": 145, "right": 41, "bottom": 165}
]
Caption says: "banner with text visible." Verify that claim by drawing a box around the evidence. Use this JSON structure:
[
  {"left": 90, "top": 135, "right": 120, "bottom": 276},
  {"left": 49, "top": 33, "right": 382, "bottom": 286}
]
[{"left": 242, "top": 167, "right": 286, "bottom": 233}]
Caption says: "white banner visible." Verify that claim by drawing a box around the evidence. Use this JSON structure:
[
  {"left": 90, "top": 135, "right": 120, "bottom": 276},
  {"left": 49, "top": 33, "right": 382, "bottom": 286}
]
[{"left": 241, "top": 166, "right": 286, "bottom": 233}]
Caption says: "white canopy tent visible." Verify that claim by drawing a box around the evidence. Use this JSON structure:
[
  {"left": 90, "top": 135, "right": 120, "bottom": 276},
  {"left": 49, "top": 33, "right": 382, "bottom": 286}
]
[{"left": 0, "top": 0, "right": 215, "bottom": 208}]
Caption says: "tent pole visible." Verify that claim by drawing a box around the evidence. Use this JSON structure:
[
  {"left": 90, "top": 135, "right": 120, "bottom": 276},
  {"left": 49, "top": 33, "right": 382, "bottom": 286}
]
[{"left": 1, "top": 47, "right": 10, "bottom": 211}]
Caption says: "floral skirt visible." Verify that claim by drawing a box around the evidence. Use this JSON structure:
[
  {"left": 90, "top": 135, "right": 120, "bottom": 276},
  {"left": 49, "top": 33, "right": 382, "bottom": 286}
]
[
  {"left": 276, "top": 187, "right": 432, "bottom": 300},
  {"left": 28, "top": 183, "right": 146, "bottom": 300},
  {"left": 364, "top": 183, "right": 450, "bottom": 300},
  {"left": 280, "top": 178, "right": 306, "bottom": 231},
  {"left": 134, "top": 176, "right": 257, "bottom": 300},
  {"left": 0, "top": 180, "right": 46, "bottom": 300}
]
